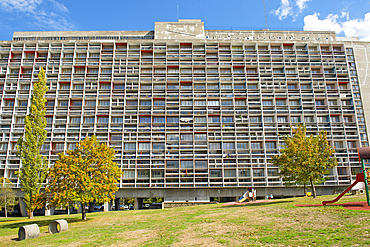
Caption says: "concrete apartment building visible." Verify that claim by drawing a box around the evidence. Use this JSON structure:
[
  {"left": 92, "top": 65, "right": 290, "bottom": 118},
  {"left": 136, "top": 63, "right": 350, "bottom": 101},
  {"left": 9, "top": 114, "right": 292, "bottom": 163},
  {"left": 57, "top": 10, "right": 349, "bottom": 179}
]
[{"left": 1, "top": 19, "right": 370, "bottom": 209}]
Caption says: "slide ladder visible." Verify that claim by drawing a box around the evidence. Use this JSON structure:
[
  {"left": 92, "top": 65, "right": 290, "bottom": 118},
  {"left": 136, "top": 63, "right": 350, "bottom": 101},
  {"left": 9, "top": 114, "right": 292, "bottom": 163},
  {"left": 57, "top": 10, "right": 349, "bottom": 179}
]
[{"left": 322, "top": 173, "right": 365, "bottom": 205}]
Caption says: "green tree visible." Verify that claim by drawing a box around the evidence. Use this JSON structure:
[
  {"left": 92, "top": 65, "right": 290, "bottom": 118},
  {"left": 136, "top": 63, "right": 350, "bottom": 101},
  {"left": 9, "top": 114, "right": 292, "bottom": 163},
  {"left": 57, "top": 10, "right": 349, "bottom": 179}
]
[
  {"left": 271, "top": 125, "right": 337, "bottom": 198},
  {"left": 0, "top": 178, "right": 18, "bottom": 218},
  {"left": 46, "top": 136, "right": 121, "bottom": 220},
  {"left": 17, "top": 68, "right": 48, "bottom": 219}
]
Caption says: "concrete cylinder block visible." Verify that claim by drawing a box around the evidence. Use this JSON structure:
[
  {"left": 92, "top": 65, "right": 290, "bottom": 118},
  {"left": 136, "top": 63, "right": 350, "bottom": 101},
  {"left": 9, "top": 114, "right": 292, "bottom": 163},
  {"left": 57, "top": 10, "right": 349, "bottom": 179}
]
[
  {"left": 18, "top": 224, "right": 40, "bottom": 240},
  {"left": 48, "top": 219, "right": 68, "bottom": 234}
]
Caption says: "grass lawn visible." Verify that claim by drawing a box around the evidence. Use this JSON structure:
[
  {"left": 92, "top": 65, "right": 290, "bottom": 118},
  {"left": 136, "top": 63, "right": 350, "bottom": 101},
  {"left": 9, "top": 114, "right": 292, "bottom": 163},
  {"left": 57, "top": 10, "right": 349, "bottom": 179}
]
[{"left": 0, "top": 194, "right": 369, "bottom": 246}]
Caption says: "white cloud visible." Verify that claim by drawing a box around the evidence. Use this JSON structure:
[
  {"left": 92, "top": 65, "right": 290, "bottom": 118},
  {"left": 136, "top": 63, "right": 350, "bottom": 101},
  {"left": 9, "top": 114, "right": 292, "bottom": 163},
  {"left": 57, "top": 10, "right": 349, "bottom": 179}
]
[
  {"left": 272, "top": 0, "right": 311, "bottom": 21},
  {"left": 0, "top": 0, "right": 41, "bottom": 12},
  {"left": 303, "top": 12, "right": 370, "bottom": 41},
  {"left": 0, "top": 0, "right": 75, "bottom": 31},
  {"left": 296, "top": 0, "right": 311, "bottom": 12}
]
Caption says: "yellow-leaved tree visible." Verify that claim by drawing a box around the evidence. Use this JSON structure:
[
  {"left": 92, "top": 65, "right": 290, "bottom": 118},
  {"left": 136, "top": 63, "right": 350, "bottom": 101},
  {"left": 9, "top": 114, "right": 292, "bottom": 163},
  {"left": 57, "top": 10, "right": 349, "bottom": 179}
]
[
  {"left": 271, "top": 125, "right": 337, "bottom": 198},
  {"left": 46, "top": 135, "right": 121, "bottom": 220}
]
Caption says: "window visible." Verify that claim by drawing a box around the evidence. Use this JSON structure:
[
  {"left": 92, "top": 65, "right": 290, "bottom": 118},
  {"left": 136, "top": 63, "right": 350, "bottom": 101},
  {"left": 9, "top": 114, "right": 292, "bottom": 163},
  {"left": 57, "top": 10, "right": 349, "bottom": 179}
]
[
  {"left": 53, "top": 143, "right": 64, "bottom": 150},
  {"left": 100, "top": 84, "right": 111, "bottom": 90},
  {"left": 181, "top": 100, "right": 192, "bottom": 106},
  {"left": 46, "top": 117, "right": 53, "bottom": 124},
  {"left": 239, "top": 169, "right": 250, "bottom": 177},
  {"left": 264, "top": 116, "right": 274, "bottom": 123},
  {"left": 330, "top": 116, "right": 340, "bottom": 123},
  {"left": 347, "top": 141, "right": 356, "bottom": 149},
  {"left": 112, "top": 117, "right": 123, "bottom": 123},
  {"left": 305, "top": 115, "right": 313, "bottom": 122},
  {"left": 138, "top": 143, "right": 150, "bottom": 150},
  {"left": 74, "top": 84, "right": 84, "bottom": 90},
  {"left": 317, "top": 116, "right": 327, "bottom": 122},
  {"left": 343, "top": 116, "right": 352, "bottom": 122},
  {"left": 70, "top": 117, "right": 81, "bottom": 124},
  {"left": 153, "top": 117, "right": 165, "bottom": 123},
  {"left": 98, "top": 117, "right": 109, "bottom": 123},
  {"left": 250, "top": 116, "right": 260, "bottom": 123},
  {"left": 223, "top": 142, "right": 235, "bottom": 149},
  {"left": 111, "top": 134, "right": 122, "bottom": 141},
  {"left": 99, "top": 100, "right": 110, "bottom": 106},
  {"left": 209, "top": 142, "right": 221, "bottom": 149},
  {"left": 334, "top": 141, "right": 343, "bottom": 149},
  {"left": 4, "top": 100, "right": 13, "bottom": 107},
  {"left": 123, "top": 170, "right": 135, "bottom": 178},
  {"left": 237, "top": 142, "right": 248, "bottom": 149},
  {"left": 68, "top": 143, "right": 77, "bottom": 150},
  {"left": 195, "top": 134, "right": 206, "bottom": 141},
  {"left": 288, "top": 84, "right": 297, "bottom": 89},
  {"left": 59, "top": 100, "right": 68, "bottom": 107},
  {"left": 251, "top": 142, "right": 261, "bottom": 149},
  {"left": 60, "top": 84, "right": 70, "bottom": 90},
  {"left": 167, "top": 134, "right": 179, "bottom": 141},
  {"left": 16, "top": 117, "right": 25, "bottom": 124},
  {"left": 265, "top": 142, "right": 276, "bottom": 149},
  {"left": 253, "top": 169, "right": 265, "bottom": 177},
  {"left": 222, "top": 117, "right": 233, "bottom": 123},
  {"left": 140, "top": 117, "right": 151, "bottom": 123},
  {"left": 221, "top": 100, "right": 232, "bottom": 106},
  {"left": 208, "top": 100, "right": 219, "bottom": 106},
  {"left": 167, "top": 117, "right": 179, "bottom": 123},
  {"left": 195, "top": 100, "right": 206, "bottom": 106},
  {"left": 210, "top": 170, "right": 222, "bottom": 177},
  {"left": 124, "top": 143, "right": 136, "bottom": 150},
  {"left": 126, "top": 100, "right": 138, "bottom": 106},
  {"left": 85, "top": 100, "right": 96, "bottom": 106},
  {"left": 291, "top": 117, "right": 300, "bottom": 123},
  {"left": 268, "top": 169, "right": 279, "bottom": 177},
  {"left": 194, "top": 117, "right": 206, "bottom": 123},
  {"left": 71, "top": 100, "right": 82, "bottom": 107},
  {"left": 84, "top": 117, "right": 95, "bottom": 123},
  {"left": 153, "top": 143, "right": 165, "bottom": 150},
  {"left": 209, "top": 117, "right": 220, "bottom": 123},
  {"left": 263, "top": 100, "right": 272, "bottom": 106},
  {"left": 277, "top": 116, "right": 287, "bottom": 123},
  {"left": 276, "top": 100, "right": 286, "bottom": 106},
  {"left": 181, "top": 160, "right": 193, "bottom": 168},
  {"left": 235, "top": 100, "right": 246, "bottom": 106},
  {"left": 140, "top": 100, "right": 151, "bottom": 106},
  {"left": 181, "top": 134, "right": 193, "bottom": 141},
  {"left": 19, "top": 101, "right": 28, "bottom": 107},
  {"left": 289, "top": 100, "right": 299, "bottom": 106},
  {"left": 195, "top": 160, "right": 207, "bottom": 168},
  {"left": 114, "top": 84, "right": 125, "bottom": 90},
  {"left": 154, "top": 100, "right": 165, "bottom": 106},
  {"left": 167, "top": 160, "right": 179, "bottom": 168}
]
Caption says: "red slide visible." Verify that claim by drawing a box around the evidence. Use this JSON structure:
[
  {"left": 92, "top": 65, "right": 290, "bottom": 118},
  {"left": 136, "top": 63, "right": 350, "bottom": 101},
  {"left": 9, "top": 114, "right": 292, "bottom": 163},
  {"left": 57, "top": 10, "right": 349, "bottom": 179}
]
[{"left": 322, "top": 173, "right": 365, "bottom": 205}]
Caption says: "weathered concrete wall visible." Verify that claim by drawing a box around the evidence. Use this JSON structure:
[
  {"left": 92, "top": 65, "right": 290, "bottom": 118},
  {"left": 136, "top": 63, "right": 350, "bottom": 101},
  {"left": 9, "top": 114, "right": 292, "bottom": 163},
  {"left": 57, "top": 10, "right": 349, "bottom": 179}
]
[{"left": 155, "top": 19, "right": 205, "bottom": 40}]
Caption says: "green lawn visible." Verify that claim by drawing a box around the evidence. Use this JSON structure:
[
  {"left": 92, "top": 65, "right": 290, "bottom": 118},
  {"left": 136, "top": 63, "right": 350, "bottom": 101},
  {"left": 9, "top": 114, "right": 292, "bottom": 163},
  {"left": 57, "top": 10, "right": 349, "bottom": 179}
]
[{"left": 0, "top": 194, "right": 369, "bottom": 246}]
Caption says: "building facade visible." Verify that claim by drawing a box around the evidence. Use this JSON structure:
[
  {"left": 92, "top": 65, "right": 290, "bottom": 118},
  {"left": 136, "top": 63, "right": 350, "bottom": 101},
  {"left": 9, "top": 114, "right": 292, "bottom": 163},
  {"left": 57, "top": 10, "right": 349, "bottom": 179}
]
[{"left": 2, "top": 20, "right": 370, "bottom": 202}]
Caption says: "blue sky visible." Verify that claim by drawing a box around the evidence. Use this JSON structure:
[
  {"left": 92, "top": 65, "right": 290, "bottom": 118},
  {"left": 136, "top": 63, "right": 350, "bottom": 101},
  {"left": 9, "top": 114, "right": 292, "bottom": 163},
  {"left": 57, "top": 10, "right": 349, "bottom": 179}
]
[{"left": 0, "top": 0, "right": 369, "bottom": 41}]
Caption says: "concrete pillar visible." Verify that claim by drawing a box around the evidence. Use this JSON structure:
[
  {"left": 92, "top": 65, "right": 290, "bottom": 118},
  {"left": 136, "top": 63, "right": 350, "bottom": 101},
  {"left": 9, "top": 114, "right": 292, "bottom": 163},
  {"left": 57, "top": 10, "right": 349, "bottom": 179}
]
[
  {"left": 88, "top": 201, "right": 95, "bottom": 212},
  {"left": 114, "top": 198, "right": 121, "bottom": 211},
  {"left": 104, "top": 201, "right": 112, "bottom": 212},
  {"left": 134, "top": 198, "right": 143, "bottom": 210},
  {"left": 18, "top": 198, "right": 27, "bottom": 217}
]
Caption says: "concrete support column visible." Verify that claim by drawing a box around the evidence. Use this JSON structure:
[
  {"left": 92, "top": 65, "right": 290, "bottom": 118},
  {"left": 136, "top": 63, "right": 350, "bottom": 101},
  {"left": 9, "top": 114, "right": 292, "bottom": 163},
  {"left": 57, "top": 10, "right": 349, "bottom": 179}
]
[
  {"left": 114, "top": 198, "right": 121, "bottom": 211},
  {"left": 134, "top": 198, "right": 143, "bottom": 210},
  {"left": 88, "top": 201, "right": 95, "bottom": 213},
  {"left": 104, "top": 201, "right": 112, "bottom": 212},
  {"left": 18, "top": 198, "right": 27, "bottom": 217}
]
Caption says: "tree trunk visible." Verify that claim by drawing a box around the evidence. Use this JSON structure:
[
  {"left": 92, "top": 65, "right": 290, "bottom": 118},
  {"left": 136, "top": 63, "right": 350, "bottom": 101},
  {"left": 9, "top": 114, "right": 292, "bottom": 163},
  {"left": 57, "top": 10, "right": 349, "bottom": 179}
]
[
  {"left": 5, "top": 203, "right": 7, "bottom": 218},
  {"left": 82, "top": 204, "right": 86, "bottom": 220},
  {"left": 28, "top": 210, "right": 34, "bottom": 219},
  {"left": 310, "top": 178, "right": 317, "bottom": 198},
  {"left": 303, "top": 184, "right": 307, "bottom": 196}
]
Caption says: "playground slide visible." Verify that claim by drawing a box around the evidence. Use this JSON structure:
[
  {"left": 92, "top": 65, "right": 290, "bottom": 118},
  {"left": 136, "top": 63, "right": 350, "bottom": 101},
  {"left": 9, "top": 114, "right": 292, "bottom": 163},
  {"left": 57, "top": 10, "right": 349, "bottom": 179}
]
[
  {"left": 322, "top": 173, "right": 365, "bottom": 205},
  {"left": 238, "top": 196, "right": 248, "bottom": 203}
]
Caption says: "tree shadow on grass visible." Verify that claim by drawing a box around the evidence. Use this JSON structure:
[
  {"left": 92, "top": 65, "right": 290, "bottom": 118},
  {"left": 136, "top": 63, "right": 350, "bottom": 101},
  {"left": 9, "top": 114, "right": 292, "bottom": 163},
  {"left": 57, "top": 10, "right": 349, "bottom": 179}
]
[
  {"left": 225, "top": 200, "right": 294, "bottom": 208},
  {"left": 0, "top": 217, "right": 92, "bottom": 230}
]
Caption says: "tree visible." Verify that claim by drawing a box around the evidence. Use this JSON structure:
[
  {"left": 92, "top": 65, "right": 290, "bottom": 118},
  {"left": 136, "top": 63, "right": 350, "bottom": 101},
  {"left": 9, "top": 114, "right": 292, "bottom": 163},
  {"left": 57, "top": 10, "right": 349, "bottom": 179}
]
[
  {"left": 271, "top": 125, "right": 337, "bottom": 198},
  {"left": 0, "top": 179, "right": 18, "bottom": 218},
  {"left": 46, "top": 136, "right": 121, "bottom": 220},
  {"left": 17, "top": 67, "right": 48, "bottom": 219}
]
